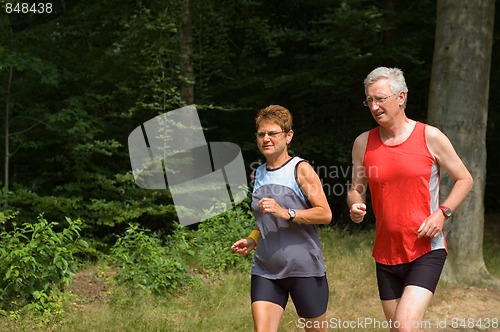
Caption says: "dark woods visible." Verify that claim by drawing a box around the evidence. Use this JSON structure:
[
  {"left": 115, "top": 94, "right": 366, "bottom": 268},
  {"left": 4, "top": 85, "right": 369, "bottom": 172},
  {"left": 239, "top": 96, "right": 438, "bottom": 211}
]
[{"left": 1, "top": 0, "right": 499, "bottom": 242}]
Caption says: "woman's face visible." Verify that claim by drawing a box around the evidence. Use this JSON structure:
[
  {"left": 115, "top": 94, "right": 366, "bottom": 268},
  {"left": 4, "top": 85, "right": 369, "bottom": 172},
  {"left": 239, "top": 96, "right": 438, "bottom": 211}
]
[{"left": 256, "top": 120, "right": 293, "bottom": 158}]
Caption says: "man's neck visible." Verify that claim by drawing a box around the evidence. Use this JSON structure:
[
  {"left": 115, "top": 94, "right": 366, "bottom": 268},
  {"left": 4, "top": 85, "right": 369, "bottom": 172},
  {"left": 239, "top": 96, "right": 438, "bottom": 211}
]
[{"left": 379, "top": 117, "right": 415, "bottom": 145}]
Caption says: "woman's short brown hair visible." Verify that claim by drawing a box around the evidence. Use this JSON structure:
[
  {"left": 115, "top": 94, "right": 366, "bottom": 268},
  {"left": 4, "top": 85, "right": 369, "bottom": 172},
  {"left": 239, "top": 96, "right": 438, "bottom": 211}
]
[{"left": 255, "top": 105, "right": 293, "bottom": 132}]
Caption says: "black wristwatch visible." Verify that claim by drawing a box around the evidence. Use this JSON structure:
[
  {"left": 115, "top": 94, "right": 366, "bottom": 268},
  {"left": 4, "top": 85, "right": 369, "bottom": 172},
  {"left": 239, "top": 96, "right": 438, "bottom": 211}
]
[{"left": 288, "top": 208, "right": 296, "bottom": 221}]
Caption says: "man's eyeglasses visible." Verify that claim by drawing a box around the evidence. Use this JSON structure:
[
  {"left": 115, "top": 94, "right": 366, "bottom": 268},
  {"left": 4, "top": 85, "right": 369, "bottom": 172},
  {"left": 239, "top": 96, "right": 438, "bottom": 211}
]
[
  {"left": 363, "top": 94, "right": 397, "bottom": 107},
  {"left": 255, "top": 131, "right": 285, "bottom": 139}
]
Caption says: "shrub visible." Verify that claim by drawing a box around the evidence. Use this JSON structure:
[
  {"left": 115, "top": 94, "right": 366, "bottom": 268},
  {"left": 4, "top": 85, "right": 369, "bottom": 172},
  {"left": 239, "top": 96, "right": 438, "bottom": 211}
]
[
  {"left": 0, "top": 213, "right": 88, "bottom": 316},
  {"left": 110, "top": 224, "right": 188, "bottom": 295},
  {"left": 191, "top": 201, "right": 255, "bottom": 273},
  {"left": 110, "top": 199, "right": 256, "bottom": 294}
]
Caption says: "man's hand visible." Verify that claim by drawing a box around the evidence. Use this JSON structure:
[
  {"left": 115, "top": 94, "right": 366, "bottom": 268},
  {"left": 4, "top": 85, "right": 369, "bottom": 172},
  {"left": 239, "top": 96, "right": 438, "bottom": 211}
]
[
  {"left": 417, "top": 212, "right": 445, "bottom": 238},
  {"left": 350, "top": 203, "right": 367, "bottom": 223}
]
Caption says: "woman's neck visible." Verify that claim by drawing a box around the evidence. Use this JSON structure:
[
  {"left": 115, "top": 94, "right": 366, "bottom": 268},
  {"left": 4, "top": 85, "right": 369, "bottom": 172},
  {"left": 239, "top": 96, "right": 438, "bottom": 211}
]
[{"left": 266, "top": 153, "right": 292, "bottom": 169}]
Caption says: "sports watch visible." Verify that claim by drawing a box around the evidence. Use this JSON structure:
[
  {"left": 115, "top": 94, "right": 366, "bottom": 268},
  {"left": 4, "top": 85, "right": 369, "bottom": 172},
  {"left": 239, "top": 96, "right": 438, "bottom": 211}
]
[
  {"left": 288, "top": 208, "right": 296, "bottom": 221},
  {"left": 439, "top": 205, "right": 452, "bottom": 219}
]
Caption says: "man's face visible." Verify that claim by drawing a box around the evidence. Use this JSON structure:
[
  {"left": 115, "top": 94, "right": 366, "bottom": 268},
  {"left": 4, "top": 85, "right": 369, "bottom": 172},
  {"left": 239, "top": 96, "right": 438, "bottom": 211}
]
[{"left": 365, "top": 78, "right": 403, "bottom": 124}]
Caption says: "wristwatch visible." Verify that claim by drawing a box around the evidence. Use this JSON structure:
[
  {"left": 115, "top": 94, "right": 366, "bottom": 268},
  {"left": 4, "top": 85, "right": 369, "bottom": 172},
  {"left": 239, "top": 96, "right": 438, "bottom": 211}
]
[
  {"left": 288, "top": 208, "right": 296, "bottom": 222},
  {"left": 439, "top": 205, "right": 452, "bottom": 219}
]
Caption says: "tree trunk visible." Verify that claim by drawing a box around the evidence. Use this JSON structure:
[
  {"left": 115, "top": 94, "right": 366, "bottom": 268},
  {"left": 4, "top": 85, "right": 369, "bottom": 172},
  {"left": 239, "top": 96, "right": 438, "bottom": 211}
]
[
  {"left": 179, "top": 0, "right": 194, "bottom": 105},
  {"left": 3, "top": 66, "right": 13, "bottom": 209},
  {"left": 427, "top": 0, "right": 497, "bottom": 285}
]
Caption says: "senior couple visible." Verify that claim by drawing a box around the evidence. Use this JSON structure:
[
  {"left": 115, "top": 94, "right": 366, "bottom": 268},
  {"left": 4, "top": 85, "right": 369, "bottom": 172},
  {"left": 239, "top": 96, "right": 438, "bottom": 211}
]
[{"left": 230, "top": 67, "right": 474, "bottom": 332}]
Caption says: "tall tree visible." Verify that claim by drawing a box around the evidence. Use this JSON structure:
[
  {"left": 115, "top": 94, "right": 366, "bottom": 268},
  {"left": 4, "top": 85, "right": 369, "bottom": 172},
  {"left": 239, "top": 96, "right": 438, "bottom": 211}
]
[
  {"left": 427, "top": 0, "right": 497, "bottom": 285},
  {"left": 1, "top": 12, "right": 56, "bottom": 208},
  {"left": 2, "top": 65, "right": 12, "bottom": 208},
  {"left": 180, "top": 0, "right": 194, "bottom": 104}
]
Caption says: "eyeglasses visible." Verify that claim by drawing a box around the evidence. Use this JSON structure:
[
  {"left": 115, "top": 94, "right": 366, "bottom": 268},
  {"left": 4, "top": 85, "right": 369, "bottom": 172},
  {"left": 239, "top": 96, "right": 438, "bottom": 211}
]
[
  {"left": 363, "top": 94, "right": 397, "bottom": 107},
  {"left": 255, "top": 131, "right": 285, "bottom": 139}
]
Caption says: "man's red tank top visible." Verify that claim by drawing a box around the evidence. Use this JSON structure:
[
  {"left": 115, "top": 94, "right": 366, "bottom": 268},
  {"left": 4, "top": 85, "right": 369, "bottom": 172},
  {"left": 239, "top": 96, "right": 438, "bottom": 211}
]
[{"left": 363, "top": 121, "right": 446, "bottom": 265}]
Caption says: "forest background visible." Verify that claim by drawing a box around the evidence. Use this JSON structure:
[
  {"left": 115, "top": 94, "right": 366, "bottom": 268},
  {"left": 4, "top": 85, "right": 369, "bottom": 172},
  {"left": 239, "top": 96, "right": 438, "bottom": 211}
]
[{"left": 1, "top": 0, "right": 500, "bottom": 329}]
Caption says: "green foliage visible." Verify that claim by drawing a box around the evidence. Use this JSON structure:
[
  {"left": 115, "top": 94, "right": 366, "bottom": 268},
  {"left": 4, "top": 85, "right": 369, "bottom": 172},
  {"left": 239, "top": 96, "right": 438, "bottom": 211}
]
[
  {"left": 165, "top": 201, "right": 255, "bottom": 275},
  {"left": 1, "top": 0, "right": 499, "bottom": 251},
  {"left": 6, "top": 189, "right": 82, "bottom": 223},
  {"left": 188, "top": 201, "right": 255, "bottom": 273},
  {"left": 110, "top": 224, "right": 188, "bottom": 295},
  {"left": 109, "top": 199, "right": 255, "bottom": 294},
  {"left": 0, "top": 214, "right": 88, "bottom": 316},
  {"left": 6, "top": 174, "right": 178, "bottom": 241}
]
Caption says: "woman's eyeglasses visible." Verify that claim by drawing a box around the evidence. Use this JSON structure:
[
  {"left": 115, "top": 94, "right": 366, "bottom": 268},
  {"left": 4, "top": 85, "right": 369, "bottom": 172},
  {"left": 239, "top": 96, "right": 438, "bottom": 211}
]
[{"left": 255, "top": 131, "right": 285, "bottom": 139}]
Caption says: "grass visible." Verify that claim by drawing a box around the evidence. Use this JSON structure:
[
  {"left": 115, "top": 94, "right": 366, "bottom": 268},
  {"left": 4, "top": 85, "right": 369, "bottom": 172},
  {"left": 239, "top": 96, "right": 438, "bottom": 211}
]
[
  {"left": 484, "top": 213, "right": 500, "bottom": 277},
  {"left": 1, "top": 222, "right": 499, "bottom": 332}
]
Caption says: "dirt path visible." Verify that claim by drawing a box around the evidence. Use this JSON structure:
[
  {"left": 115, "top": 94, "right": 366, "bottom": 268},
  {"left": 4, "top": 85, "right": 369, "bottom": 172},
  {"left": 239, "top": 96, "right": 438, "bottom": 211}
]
[{"left": 426, "top": 284, "right": 500, "bottom": 331}]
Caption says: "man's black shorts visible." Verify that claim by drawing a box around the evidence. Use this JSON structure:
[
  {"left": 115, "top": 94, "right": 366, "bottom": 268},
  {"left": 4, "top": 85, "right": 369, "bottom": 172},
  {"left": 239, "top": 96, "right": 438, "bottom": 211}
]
[{"left": 376, "top": 249, "right": 447, "bottom": 301}]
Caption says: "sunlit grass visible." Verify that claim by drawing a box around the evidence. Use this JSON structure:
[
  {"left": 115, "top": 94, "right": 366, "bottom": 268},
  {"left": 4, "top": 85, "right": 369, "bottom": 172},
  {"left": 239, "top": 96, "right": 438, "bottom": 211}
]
[
  {"left": 1, "top": 224, "right": 499, "bottom": 332},
  {"left": 484, "top": 214, "right": 500, "bottom": 277}
]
